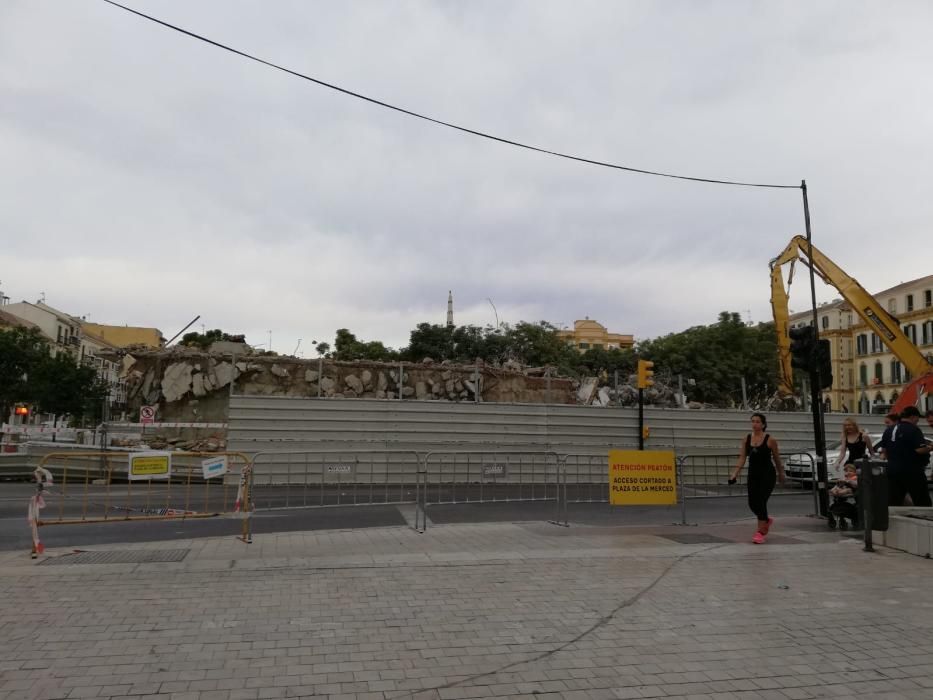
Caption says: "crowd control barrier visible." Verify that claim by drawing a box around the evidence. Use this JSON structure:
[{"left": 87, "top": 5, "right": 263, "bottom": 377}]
[
  {"left": 249, "top": 450, "right": 422, "bottom": 508},
  {"left": 32, "top": 451, "right": 252, "bottom": 524},
  {"left": 415, "top": 450, "right": 562, "bottom": 531}
]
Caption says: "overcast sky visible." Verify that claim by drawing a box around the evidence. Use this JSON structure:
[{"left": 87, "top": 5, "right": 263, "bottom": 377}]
[{"left": 1, "top": 1, "right": 931, "bottom": 354}]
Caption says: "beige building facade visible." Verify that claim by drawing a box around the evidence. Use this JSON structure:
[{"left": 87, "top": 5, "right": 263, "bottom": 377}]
[
  {"left": 789, "top": 274, "right": 933, "bottom": 414},
  {"left": 557, "top": 318, "right": 634, "bottom": 352},
  {"left": 81, "top": 323, "right": 165, "bottom": 349}
]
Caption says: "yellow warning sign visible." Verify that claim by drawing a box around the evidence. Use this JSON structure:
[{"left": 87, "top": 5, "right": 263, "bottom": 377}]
[
  {"left": 608, "top": 450, "right": 677, "bottom": 505},
  {"left": 128, "top": 452, "right": 172, "bottom": 481}
]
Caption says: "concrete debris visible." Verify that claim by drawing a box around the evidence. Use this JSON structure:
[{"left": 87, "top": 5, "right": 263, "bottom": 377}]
[
  {"left": 596, "top": 387, "right": 612, "bottom": 406},
  {"left": 345, "top": 375, "right": 364, "bottom": 394},
  {"left": 162, "top": 362, "right": 194, "bottom": 402},
  {"left": 577, "top": 377, "right": 599, "bottom": 405}
]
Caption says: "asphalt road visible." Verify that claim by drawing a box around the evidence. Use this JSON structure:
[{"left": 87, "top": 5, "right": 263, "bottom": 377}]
[{"left": 0, "top": 484, "right": 817, "bottom": 552}]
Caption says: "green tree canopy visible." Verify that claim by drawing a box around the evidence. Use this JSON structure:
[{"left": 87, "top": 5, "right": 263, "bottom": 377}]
[
  {"left": 179, "top": 329, "right": 243, "bottom": 349},
  {"left": 30, "top": 354, "right": 109, "bottom": 421},
  {"left": 0, "top": 327, "right": 49, "bottom": 418},
  {"left": 637, "top": 311, "right": 779, "bottom": 406},
  {"left": 0, "top": 327, "right": 109, "bottom": 423},
  {"left": 333, "top": 329, "right": 398, "bottom": 362}
]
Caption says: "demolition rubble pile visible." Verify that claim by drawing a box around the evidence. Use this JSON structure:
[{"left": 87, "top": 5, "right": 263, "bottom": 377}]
[{"left": 108, "top": 344, "right": 679, "bottom": 429}]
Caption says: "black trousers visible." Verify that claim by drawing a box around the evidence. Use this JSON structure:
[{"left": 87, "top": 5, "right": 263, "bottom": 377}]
[
  {"left": 747, "top": 465, "right": 776, "bottom": 521},
  {"left": 887, "top": 468, "right": 932, "bottom": 508}
]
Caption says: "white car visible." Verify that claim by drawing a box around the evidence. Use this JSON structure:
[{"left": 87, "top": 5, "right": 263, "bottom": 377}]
[{"left": 785, "top": 433, "right": 885, "bottom": 483}]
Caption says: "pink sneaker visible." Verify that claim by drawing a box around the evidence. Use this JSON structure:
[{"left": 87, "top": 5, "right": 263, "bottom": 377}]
[
  {"left": 763, "top": 517, "right": 774, "bottom": 535},
  {"left": 752, "top": 532, "right": 766, "bottom": 544}
]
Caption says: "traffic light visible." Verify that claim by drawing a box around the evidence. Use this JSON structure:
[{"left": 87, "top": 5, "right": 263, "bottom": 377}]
[
  {"left": 637, "top": 359, "right": 655, "bottom": 389},
  {"left": 788, "top": 326, "right": 816, "bottom": 371},
  {"left": 815, "top": 339, "right": 833, "bottom": 389}
]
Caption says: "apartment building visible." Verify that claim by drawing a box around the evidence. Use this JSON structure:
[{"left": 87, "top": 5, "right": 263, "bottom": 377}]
[
  {"left": 3, "top": 300, "right": 83, "bottom": 359},
  {"left": 3, "top": 299, "right": 126, "bottom": 409},
  {"left": 789, "top": 274, "right": 933, "bottom": 414}
]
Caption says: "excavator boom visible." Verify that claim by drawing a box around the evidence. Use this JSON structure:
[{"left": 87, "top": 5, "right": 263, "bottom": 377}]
[{"left": 769, "top": 235, "right": 932, "bottom": 412}]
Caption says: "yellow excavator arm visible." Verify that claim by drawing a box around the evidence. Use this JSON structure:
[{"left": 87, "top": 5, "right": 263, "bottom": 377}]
[{"left": 770, "top": 235, "right": 932, "bottom": 406}]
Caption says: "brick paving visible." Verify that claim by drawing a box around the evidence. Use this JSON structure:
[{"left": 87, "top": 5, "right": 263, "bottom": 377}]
[{"left": 1, "top": 516, "right": 933, "bottom": 699}]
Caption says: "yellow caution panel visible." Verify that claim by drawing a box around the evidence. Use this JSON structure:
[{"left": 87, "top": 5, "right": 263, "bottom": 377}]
[{"left": 608, "top": 450, "right": 677, "bottom": 505}]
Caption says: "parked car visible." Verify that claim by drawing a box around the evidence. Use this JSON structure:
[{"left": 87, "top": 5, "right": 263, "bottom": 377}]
[{"left": 784, "top": 433, "right": 885, "bottom": 484}]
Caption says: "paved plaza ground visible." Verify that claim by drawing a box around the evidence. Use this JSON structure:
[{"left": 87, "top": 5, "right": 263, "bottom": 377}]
[{"left": 1, "top": 511, "right": 932, "bottom": 700}]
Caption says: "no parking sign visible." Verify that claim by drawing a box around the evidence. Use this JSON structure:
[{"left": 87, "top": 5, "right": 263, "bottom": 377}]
[{"left": 140, "top": 405, "right": 156, "bottom": 425}]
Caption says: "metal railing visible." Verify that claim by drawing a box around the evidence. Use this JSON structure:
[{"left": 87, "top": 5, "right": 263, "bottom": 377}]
[
  {"left": 416, "top": 450, "right": 562, "bottom": 531},
  {"left": 250, "top": 450, "right": 422, "bottom": 508}
]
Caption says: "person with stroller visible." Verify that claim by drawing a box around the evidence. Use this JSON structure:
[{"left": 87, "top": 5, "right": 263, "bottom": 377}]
[{"left": 729, "top": 413, "right": 786, "bottom": 544}]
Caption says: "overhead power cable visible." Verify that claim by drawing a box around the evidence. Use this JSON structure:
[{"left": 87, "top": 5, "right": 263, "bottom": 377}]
[{"left": 102, "top": 0, "right": 799, "bottom": 190}]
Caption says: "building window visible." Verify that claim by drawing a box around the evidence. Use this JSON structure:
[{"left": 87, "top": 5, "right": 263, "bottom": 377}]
[
  {"left": 870, "top": 333, "right": 882, "bottom": 353},
  {"left": 890, "top": 360, "right": 902, "bottom": 384},
  {"left": 904, "top": 324, "right": 917, "bottom": 344},
  {"left": 926, "top": 289, "right": 932, "bottom": 307},
  {"left": 907, "top": 294, "right": 914, "bottom": 312},
  {"left": 888, "top": 298, "right": 897, "bottom": 313},
  {"left": 821, "top": 316, "right": 829, "bottom": 330},
  {"left": 923, "top": 321, "right": 932, "bottom": 345},
  {"left": 856, "top": 334, "right": 867, "bottom": 355},
  {"left": 874, "top": 362, "right": 883, "bottom": 383},
  {"left": 579, "top": 342, "right": 590, "bottom": 349},
  {"left": 859, "top": 364, "right": 867, "bottom": 387}
]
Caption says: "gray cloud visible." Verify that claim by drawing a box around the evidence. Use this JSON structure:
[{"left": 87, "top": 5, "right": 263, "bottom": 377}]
[{"left": 1, "top": 0, "right": 930, "bottom": 352}]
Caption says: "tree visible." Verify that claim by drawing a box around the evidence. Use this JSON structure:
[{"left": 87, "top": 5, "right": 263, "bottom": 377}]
[
  {"left": 0, "top": 326, "right": 109, "bottom": 424},
  {"left": 180, "top": 329, "right": 242, "bottom": 350},
  {"left": 0, "top": 327, "right": 49, "bottom": 418},
  {"left": 314, "top": 341, "right": 331, "bottom": 358},
  {"left": 403, "top": 323, "right": 456, "bottom": 362},
  {"left": 332, "top": 329, "right": 398, "bottom": 362},
  {"left": 637, "top": 311, "right": 779, "bottom": 406},
  {"left": 30, "top": 354, "right": 109, "bottom": 423},
  {"left": 498, "top": 321, "right": 579, "bottom": 368}
]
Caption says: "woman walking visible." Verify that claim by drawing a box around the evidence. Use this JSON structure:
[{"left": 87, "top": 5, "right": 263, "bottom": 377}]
[
  {"left": 729, "top": 413, "right": 786, "bottom": 544},
  {"left": 834, "top": 417, "right": 875, "bottom": 471}
]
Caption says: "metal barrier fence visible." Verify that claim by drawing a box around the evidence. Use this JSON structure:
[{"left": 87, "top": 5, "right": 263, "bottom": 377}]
[
  {"left": 416, "top": 450, "right": 562, "bottom": 531},
  {"left": 25, "top": 447, "right": 819, "bottom": 545},
  {"left": 33, "top": 451, "right": 252, "bottom": 524},
  {"left": 420, "top": 450, "right": 561, "bottom": 504},
  {"left": 250, "top": 450, "right": 422, "bottom": 508}
]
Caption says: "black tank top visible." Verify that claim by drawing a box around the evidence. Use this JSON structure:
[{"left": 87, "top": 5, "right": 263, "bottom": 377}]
[
  {"left": 746, "top": 434, "right": 774, "bottom": 471},
  {"left": 844, "top": 435, "right": 867, "bottom": 463}
]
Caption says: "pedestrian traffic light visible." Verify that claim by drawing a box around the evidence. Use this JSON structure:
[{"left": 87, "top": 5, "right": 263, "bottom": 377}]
[
  {"left": 815, "top": 338, "right": 833, "bottom": 389},
  {"left": 637, "top": 359, "right": 655, "bottom": 389},
  {"left": 788, "top": 326, "right": 816, "bottom": 371}
]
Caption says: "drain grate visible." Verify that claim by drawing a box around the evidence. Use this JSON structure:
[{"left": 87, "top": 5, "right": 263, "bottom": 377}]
[
  {"left": 660, "top": 533, "right": 732, "bottom": 544},
  {"left": 39, "top": 548, "right": 190, "bottom": 566}
]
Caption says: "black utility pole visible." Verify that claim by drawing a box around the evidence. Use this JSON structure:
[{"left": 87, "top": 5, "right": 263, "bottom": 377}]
[
  {"left": 638, "top": 388, "right": 645, "bottom": 450},
  {"left": 801, "top": 180, "right": 829, "bottom": 517}
]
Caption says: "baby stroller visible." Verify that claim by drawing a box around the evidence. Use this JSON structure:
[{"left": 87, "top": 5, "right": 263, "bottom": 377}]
[{"left": 827, "top": 464, "right": 859, "bottom": 530}]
